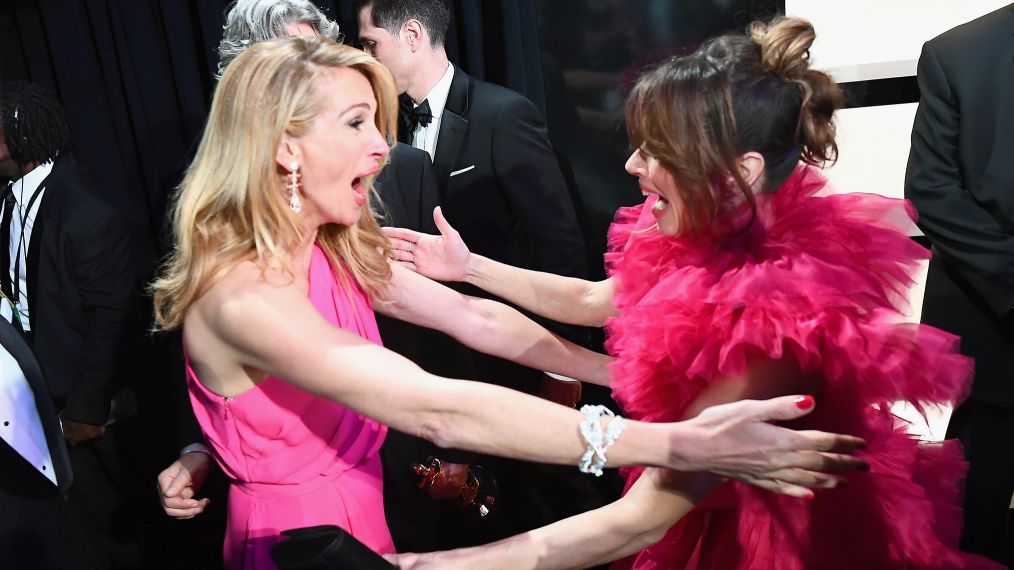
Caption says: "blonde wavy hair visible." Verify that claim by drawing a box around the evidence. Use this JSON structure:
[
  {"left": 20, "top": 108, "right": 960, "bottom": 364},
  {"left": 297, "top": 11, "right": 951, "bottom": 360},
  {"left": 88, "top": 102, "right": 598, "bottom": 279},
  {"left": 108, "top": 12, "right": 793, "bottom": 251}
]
[{"left": 152, "top": 37, "right": 397, "bottom": 330}]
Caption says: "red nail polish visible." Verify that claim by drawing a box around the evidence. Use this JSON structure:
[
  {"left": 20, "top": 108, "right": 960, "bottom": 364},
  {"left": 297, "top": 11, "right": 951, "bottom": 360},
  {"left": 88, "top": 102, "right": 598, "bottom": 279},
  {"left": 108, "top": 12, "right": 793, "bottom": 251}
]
[
  {"left": 804, "top": 492, "right": 815, "bottom": 501},
  {"left": 794, "top": 395, "right": 814, "bottom": 410}
]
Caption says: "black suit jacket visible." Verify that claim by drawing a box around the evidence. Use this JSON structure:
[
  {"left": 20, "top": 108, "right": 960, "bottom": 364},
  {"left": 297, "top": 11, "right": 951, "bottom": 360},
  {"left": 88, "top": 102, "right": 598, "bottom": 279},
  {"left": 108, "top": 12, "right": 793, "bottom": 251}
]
[
  {"left": 371, "top": 142, "right": 476, "bottom": 379},
  {"left": 905, "top": 4, "right": 1014, "bottom": 408},
  {"left": 0, "top": 317, "right": 107, "bottom": 569},
  {"left": 0, "top": 157, "right": 136, "bottom": 425},
  {"left": 374, "top": 143, "right": 441, "bottom": 234},
  {"left": 383, "top": 69, "right": 603, "bottom": 551},
  {"left": 401, "top": 66, "right": 587, "bottom": 283},
  {"left": 0, "top": 317, "right": 73, "bottom": 493}
]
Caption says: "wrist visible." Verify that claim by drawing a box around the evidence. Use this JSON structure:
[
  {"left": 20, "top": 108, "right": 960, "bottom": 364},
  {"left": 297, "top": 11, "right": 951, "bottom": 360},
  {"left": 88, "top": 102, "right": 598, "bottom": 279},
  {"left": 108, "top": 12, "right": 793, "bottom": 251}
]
[
  {"left": 606, "top": 419, "right": 673, "bottom": 470},
  {"left": 664, "top": 420, "right": 703, "bottom": 472},
  {"left": 180, "top": 442, "right": 212, "bottom": 459},
  {"left": 462, "top": 253, "right": 484, "bottom": 285}
]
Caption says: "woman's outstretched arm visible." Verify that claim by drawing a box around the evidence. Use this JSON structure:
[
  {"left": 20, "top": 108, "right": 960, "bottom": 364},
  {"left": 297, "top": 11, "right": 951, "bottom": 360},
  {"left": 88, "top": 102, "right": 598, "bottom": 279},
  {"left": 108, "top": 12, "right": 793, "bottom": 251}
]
[
  {"left": 192, "top": 271, "right": 865, "bottom": 496},
  {"left": 384, "top": 206, "right": 616, "bottom": 327},
  {"left": 386, "top": 353, "right": 830, "bottom": 569},
  {"left": 389, "top": 467, "right": 711, "bottom": 570},
  {"left": 376, "top": 261, "right": 613, "bottom": 386}
]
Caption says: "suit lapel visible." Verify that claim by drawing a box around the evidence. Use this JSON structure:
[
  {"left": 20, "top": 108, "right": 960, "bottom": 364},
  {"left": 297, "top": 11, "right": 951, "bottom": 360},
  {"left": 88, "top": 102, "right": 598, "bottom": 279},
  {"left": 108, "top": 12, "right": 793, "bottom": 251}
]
[
  {"left": 0, "top": 189, "right": 12, "bottom": 300},
  {"left": 432, "top": 66, "right": 471, "bottom": 196},
  {"left": 0, "top": 318, "right": 72, "bottom": 492},
  {"left": 26, "top": 160, "right": 63, "bottom": 326}
]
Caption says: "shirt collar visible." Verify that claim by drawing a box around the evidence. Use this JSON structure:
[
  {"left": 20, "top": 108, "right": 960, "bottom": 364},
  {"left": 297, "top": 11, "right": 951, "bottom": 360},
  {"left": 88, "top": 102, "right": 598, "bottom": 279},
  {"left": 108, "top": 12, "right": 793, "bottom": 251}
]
[
  {"left": 415, "top": 63, "right": 454, "bottom": 121},
  {"left": 10, "top": 160, "right": 54, "bottom": 207}
]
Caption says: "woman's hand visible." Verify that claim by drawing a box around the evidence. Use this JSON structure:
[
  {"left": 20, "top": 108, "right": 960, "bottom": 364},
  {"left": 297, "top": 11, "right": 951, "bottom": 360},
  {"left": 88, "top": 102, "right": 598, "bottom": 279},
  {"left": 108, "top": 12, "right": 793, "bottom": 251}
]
[
  {"left": 156, "top": 452, "right": 212, "bottom": 519},
  {"left": 383, "top": 206, "right": 471, "bottom": 281},
  {"left": 671, "top": 395, "right": 868, "bottom": 497}
]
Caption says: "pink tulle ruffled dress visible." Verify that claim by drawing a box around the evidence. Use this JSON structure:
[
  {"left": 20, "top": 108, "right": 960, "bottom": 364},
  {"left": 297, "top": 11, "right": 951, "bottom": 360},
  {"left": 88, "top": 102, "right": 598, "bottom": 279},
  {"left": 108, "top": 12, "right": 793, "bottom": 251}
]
[
  {"left": 187, "top": 245, "right": 394, "bottom": 570},
  {"left": 605, "top": 166, "right": 1001, "bottom": 569}
]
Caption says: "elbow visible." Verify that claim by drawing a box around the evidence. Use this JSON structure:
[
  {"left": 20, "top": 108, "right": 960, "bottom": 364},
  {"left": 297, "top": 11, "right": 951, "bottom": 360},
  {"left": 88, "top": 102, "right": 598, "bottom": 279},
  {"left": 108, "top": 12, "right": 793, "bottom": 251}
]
[
  {"left": 581, "top": 281, "right": 613, "bottom": 327},
  {"left": 416, "top": 412, "right": 457, "bottom": 449},
  {"left": 454, "top": 298, "right": 501, "bottom": 353},
  {"left": 635, "top": 525, "right": 669, "bottom": 550}
]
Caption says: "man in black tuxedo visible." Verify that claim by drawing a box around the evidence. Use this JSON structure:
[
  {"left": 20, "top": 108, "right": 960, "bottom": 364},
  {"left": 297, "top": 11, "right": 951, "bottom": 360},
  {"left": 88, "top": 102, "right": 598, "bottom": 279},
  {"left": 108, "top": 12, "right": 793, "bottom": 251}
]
[
  {"left": 0, "top": 81, "right": 139, "bottom": 568},
  {"left": 0, "top": 317, "right": 109, "bottom": 569},
  {"left": 357, "top": 0, "right": 605, "bottom": 552},
  {"left": 905, "top": 4, "right": 1014, "bottom": 565}
]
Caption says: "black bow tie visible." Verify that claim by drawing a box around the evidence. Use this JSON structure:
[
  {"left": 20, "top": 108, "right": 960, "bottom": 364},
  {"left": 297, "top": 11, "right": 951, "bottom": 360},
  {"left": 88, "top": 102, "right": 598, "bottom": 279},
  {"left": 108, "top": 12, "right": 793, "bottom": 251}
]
[{"left": 399, "top": 96, "right": 433, "bottom": 135}]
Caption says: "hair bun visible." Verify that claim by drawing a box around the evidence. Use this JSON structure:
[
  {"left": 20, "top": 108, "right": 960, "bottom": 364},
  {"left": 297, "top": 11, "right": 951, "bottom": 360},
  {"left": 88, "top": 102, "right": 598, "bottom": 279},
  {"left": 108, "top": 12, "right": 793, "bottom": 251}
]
[{"left": 749, "top": 17, "right": 815, "bottom": 81}]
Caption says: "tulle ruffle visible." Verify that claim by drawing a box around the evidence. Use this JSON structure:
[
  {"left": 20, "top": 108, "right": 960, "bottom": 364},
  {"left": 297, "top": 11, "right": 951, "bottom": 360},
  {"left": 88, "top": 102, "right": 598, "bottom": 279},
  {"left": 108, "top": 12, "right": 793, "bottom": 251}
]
[{"left": 604, "top": 166, "right": 997, "bottom": 569}]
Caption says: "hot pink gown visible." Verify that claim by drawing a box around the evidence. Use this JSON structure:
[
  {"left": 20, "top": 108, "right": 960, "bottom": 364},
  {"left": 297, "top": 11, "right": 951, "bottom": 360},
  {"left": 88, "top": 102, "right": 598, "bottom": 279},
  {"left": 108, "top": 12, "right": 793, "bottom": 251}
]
[
  {"left": 606, "top": 166, "right": 1001, "bottom": 569},
  {"left": 187, "top": 245, "right": 394, "bottom": 570}
]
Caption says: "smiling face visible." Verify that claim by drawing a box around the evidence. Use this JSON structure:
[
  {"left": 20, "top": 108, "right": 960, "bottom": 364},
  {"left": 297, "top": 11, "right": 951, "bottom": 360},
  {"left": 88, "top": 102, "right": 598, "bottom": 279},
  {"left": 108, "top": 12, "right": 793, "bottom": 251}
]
[
  {"left": 277, "top": 67, "right": 390, "bottom": 229},
  {"left": 625, "top": 146, "right": 683, "bottom": 236}
]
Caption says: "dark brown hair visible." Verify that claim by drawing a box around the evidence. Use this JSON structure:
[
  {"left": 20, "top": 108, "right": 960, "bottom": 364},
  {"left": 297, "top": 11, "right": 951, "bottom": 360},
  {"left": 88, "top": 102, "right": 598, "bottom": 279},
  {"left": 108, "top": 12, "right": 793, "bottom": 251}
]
[{"left": 626, "top": 17, "right": 843, "bottom": 235}]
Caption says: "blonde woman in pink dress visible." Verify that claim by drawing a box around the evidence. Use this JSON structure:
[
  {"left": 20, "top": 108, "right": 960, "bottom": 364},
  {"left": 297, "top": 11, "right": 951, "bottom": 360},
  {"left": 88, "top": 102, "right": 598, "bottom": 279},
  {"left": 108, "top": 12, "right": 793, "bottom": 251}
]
[{"left": 151, "top": 37, "right": 868, "bottom": 570}]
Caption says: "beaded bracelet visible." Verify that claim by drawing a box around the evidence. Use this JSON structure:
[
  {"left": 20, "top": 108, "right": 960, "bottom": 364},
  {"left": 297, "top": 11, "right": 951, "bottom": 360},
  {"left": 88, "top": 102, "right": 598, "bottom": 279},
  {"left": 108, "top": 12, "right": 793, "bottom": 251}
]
[{"left": 578, "top": 404, "right": 627, "bottom": 477}]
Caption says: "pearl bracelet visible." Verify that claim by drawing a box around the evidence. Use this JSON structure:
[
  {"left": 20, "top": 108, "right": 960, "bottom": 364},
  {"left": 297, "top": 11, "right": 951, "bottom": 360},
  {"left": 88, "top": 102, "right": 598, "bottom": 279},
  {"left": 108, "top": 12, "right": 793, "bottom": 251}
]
[{"left": 578, "top": 404, "right": 626, "bottom": 477}]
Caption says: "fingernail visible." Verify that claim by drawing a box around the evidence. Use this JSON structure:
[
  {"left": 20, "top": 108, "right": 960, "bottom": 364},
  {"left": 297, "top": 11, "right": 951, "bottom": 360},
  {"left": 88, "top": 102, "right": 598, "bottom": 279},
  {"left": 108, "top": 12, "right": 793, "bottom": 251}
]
[
  {"left": 794, "top": 395, "right": 814, "bottom": 409},
  {"left": 804, "top": 491, "right": 815, "bottom": 501}
]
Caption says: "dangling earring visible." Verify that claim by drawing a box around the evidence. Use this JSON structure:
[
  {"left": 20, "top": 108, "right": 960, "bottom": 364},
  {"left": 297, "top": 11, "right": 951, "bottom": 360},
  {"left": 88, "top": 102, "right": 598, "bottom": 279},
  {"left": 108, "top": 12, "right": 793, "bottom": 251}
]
[{"left": 286, "top": 161, "right": 303, "bottom": 213}]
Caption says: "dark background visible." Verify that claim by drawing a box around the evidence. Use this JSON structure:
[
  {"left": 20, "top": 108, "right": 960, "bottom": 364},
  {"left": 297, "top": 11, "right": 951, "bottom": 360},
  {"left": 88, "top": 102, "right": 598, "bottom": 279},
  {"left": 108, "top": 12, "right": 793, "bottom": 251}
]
[{"left": 0, "top": 1, "right": 917, "bottom": 568}]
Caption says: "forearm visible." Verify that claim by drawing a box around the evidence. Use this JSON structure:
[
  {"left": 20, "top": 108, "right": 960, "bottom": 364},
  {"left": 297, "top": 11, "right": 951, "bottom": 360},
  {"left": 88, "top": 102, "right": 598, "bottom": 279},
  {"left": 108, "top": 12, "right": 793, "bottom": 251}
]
[
  {"left": 465, "top": 254, "right": 614, "bottom": 327},
  {"left": 456, "top": 295, "right": 612, "bottom": 386},
  {"left": 413, "top": 469, "right": 704, "bottom": 569},
  {"left": 300, "top": 344, "right": 670, "bottom": 468}
]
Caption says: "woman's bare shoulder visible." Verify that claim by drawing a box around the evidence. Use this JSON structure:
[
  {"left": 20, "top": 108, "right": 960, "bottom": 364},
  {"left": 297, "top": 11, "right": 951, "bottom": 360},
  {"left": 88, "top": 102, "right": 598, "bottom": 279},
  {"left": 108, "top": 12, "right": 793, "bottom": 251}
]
[{"left": 192, "top": 260, "right": 305, "bottom": 326}]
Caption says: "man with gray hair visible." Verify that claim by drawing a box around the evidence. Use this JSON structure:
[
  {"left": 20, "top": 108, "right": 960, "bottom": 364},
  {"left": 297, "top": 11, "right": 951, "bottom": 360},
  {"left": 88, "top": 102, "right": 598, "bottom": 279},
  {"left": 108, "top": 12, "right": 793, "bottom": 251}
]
[{"left": 215, "top": 0, "right": 342, "bottom": 77}]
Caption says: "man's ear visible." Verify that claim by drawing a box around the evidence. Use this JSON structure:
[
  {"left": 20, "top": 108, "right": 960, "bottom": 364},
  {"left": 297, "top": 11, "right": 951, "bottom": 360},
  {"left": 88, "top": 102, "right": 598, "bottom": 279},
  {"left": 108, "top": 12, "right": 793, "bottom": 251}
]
[
  {"left": 737, "top": 152, "right": 766, "bottom": 188},
  {"left": 276, "top": 134, "right": 301, "bottom": 171},
  {"left": 403, "top": 19, "right": 425, "bottom": 51}
]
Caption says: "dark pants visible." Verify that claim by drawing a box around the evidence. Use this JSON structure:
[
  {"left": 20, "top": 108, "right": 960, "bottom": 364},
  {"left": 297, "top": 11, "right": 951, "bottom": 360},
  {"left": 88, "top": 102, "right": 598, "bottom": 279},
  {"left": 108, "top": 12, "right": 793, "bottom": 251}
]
[
  {"left": 947, "top": 399, "right": 1014, "bottom": 566},
  {"left": 66, "top": 422, "right": 143, "bottom": 569},
  {"left": 0, "top": 441, "right": 108, "bottom": 570}
]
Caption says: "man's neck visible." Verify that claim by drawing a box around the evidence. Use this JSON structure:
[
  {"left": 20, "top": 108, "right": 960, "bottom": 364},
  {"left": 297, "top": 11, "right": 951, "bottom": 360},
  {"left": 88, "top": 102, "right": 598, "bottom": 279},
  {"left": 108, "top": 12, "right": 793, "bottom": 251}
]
[
  {"left": 3, "top": 161, "right": 38, "bottom": 183},
  {"left": 406, "top": 50, "right": 451, "bottom": 103}
]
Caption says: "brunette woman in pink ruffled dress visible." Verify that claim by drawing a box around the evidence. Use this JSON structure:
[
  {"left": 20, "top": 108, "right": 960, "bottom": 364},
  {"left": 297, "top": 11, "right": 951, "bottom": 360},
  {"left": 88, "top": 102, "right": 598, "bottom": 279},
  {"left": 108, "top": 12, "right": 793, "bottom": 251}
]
[
  {"left": 385, "top": 17, "right": 1001, "bottom": 570},
  {"left": 149, "top": 36, "right": 870, "bottom": 570}
]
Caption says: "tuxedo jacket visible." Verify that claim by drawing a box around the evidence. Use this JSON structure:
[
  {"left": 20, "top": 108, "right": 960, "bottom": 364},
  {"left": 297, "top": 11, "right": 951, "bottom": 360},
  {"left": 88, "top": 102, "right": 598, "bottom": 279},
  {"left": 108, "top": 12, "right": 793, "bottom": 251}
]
[
  {"left": 905, "top": 4, "right": 1014, "bottom": 408},
  {"left": 383, "top": 69, "right": 602, "bottom": 551},
  {"left": 0, "top": 318, "right": 107, "bottom": 569},
  {"left": 371, "top": 143, "right": 476, "bottom": 379},
  {"left": 0, "top": 317, "right": 73, "bottom": 495},
  {"left": 0, "top": 156, "right": 136, "bottom": 425},
  {"left": 374, "top": 143, "right": 441, "bottom": 234},
  {"left": 400, "top": 66, "right": 587, "bottom": 284}
]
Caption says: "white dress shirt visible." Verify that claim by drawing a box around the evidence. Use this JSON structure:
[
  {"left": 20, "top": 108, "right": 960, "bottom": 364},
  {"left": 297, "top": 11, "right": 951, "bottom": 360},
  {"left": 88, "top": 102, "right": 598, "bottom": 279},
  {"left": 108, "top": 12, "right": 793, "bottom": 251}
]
[
  {"left": 1, "top": 160, "right": 53, "bottom": 331},
  {"left": 411, "top": 63, "right": 455, "bottom": 160},
  {"left": 0, "top": 343, "right": 56, "bottom": 484}
]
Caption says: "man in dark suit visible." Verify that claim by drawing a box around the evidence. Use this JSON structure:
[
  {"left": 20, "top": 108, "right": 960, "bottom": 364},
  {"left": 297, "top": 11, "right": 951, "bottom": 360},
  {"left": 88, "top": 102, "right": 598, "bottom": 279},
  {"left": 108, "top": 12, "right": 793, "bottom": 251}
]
[
  {"left": 357, "top": 0, "right": 605, "bottom": 552},
  {"left": 904, "top": 4, "right": 1014, "bottom": 565},
  {"left": 0, "top": 317, "right": 108, "bottom": 569},
  {"left": 0, "top": 81, "right": 139, "bottom": 568}
]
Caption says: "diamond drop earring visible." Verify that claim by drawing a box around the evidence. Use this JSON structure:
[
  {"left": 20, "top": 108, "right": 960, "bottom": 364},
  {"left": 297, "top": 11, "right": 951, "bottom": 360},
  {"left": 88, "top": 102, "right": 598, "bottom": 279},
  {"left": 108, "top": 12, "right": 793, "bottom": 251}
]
[{"left": 286, "top": 161, "right": 302, "bottom": 213}]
